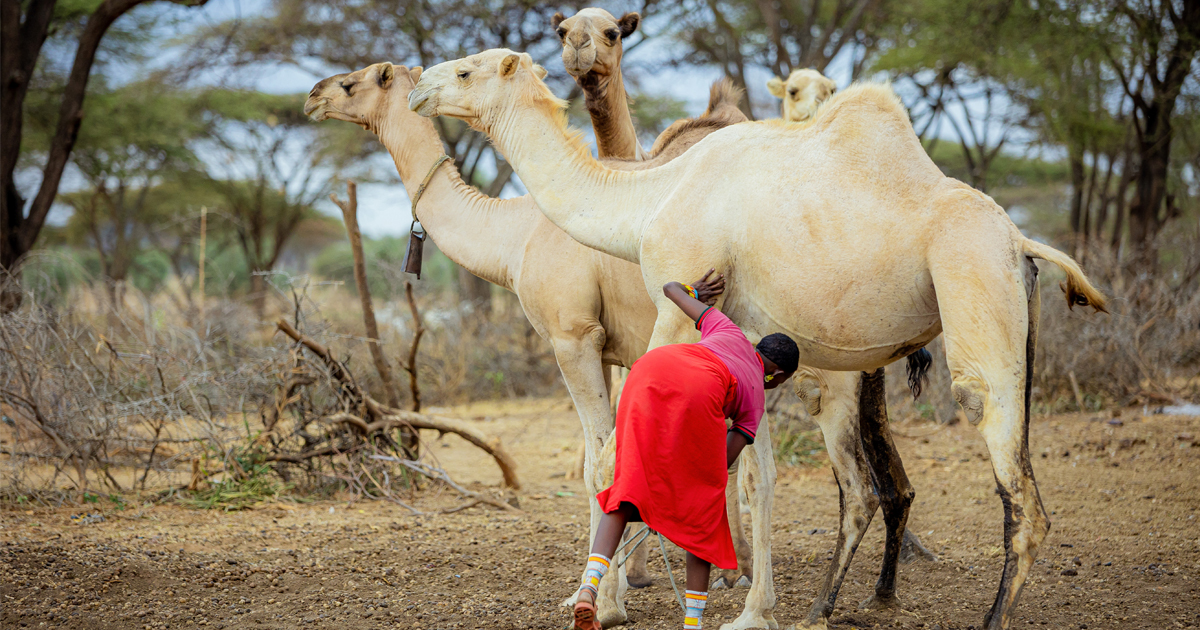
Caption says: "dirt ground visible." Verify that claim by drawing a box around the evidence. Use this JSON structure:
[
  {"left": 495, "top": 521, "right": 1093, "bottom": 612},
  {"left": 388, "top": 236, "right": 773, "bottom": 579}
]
[{"left": 3, "top": 397, "right": 1199, "bottom": 630}]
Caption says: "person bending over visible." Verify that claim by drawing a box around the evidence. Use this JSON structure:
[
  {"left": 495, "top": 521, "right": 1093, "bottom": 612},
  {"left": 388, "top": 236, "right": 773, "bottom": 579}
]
[{"left": 572, "top": 269, "right": 800, "bottom": 630}]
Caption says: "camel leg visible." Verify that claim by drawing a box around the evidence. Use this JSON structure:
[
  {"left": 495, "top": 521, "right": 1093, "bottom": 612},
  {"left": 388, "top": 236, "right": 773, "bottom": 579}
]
[
  {"left": 720, "top": 414, "right": 778, "bottom": 630},
  {"left": 933, "top": 249, "right": 1048, "bottom": 630},
  {"left": 551, "top": 338, "right": 629, "bottom": 627},
  {"left": 712, "top": 452, "right": 754, "bottom": 590},
  {"left": 856, "top": 367, "right": 916, "bottom": 611},
  {"left": 623, "top": 524, "right": 653, "bottom": 588},
  {"left": 796, "top": 371, "right": 879, "bottom": 630}
]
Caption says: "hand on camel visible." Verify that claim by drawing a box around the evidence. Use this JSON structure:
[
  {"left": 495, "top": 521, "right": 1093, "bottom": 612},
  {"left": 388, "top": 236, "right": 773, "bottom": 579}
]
[{"left": 692, "top": 268, "right": 725, "bottom": 305}]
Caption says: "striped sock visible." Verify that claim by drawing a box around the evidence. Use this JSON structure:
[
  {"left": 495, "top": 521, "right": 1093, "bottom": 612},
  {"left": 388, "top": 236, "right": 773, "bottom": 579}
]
[
  {"left": 684, "top": 590, "right": 707, "bottom": 629},
  {"left": 578, "top": 553, "right": 610, "bottom": 601}
]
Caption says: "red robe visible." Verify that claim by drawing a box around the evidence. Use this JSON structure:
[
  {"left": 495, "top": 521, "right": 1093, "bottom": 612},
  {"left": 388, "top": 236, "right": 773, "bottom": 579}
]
[{"left": 596, "top": 343, "right": 738, "bottom": 569}]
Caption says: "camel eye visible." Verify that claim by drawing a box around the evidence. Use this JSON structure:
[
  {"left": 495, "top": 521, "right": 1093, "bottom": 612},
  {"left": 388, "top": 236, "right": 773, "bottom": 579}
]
[
  {"left": 789, "top": 89, "right": 798, "bottom": 97},
  {"left": 457, "top": 71, "right": 470, "bottom": 80},
  {"left": 556, "top": 28, "right": 567, "bottom": 39},
  {"left": 341, "top": 83, "right": 354, "bottom": 94},
  {"left": 604, "top": 28, "right": 619, "bottom": 41}
]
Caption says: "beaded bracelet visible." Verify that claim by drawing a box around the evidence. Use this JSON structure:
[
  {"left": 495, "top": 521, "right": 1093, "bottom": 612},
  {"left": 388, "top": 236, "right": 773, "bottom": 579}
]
[{"left": 682, "top": 284, "right": 699, "bottom": 300}]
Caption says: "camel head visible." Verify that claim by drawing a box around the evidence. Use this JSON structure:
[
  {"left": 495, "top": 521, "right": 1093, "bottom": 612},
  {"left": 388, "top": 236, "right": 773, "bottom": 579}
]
[
  {"left": 305, "top": 62, "right": 424, "bottom": 130},
  {"left": 551, "top": 8, "right": 639, "bottom": 78},
  {"left": 409, "top": 49, "right": 552, "bottom": 129},
  {"left": 767, "top": 69, "right": 836, "bottom": 123}
]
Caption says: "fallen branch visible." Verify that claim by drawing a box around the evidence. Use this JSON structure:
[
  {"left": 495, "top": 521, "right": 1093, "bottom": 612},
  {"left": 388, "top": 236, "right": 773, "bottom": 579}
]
[
  {"left": 324, "top": 411, "right": 520, "bottom": 490},
  {"left": 276, "top": 319, "right": 520, "bottom": 489},
  {"left": 371, "top": 455, "right": 518, "bottom": 512}
]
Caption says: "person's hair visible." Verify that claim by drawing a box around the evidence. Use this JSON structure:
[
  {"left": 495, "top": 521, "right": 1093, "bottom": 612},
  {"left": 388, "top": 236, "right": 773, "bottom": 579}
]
[{"left": 756, "top": 333, "right": 799, "bottom": 373}]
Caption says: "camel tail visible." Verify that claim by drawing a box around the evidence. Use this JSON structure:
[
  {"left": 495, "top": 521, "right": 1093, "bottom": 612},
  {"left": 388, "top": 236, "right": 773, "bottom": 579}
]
[
  {"left": 703, "top": 77, "right": 746, "bottom": 121},
  {"left": 1021, "top": 239, "right": 1109, "bottom": 313}
]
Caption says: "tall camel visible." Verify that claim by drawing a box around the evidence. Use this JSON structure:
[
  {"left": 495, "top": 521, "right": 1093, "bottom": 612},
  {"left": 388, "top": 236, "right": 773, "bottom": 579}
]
[
  {"left": 305, "top": 62, "right": 750, "bottom": 628},
  {"left": 409, "top": 50, "right": 1108, "bottom": 630},
  {"left": 767, "top": 70, "right": 837, "bottom": 123},
  {"left": 551, "top": 6, "right": 757, "bottom": 594},
  {"left": 554, "top": 6, "right": 940, "bottom": 608}
]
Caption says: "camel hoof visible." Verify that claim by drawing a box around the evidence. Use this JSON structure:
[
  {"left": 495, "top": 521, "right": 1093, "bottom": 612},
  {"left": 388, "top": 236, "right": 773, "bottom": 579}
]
[
  {"left": 596, "top": 604, "right": 628, "bottom": 629},
  {"left": 720, "top": 611, "right": 778, "bottom": 630},
  {"left": 859, "top": 593, "right": 902, "bottom": 611},
  {"left": 899, "top": 529, "right": 938, "bottom": 564},
  {"left": 625, "top": 574, "right": 653, "bottom": 589},
  {"left": 734, "top": 575, "right": 752, "bottom": 588},
  {"left": 561, "top": 591, "right": 579, "bottom": 608},
  {"left": 710, "top": 576, "right": 730, "bottom": 590}
]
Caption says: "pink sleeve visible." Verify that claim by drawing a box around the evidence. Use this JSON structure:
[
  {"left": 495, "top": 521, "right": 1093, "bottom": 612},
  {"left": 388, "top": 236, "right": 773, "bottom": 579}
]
[
  {"left": 696, "top": 307, "right": 740, "bottom": 340},
  {"left": 731, "top": 401, "right": 765, "bottom": 442}
]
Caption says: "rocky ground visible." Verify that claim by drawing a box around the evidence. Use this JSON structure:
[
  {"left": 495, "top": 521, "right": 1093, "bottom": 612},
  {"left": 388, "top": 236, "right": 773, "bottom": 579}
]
[{"left": 3, "top": 398, "right": 1199, "bottom": 629}]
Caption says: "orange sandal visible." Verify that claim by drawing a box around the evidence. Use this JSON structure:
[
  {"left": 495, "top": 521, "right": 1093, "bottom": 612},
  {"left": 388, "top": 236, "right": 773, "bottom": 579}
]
[{"left": 572, "top": 599, "right": 602, "bottom": 630}]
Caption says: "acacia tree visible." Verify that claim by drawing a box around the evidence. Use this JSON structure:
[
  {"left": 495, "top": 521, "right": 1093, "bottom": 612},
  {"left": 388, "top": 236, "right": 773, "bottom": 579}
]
[
  {"left": 54, "top": 82, "right": 206, "bottom": 308},
  {"left": 0, "top": 0, "right": 210, "bottom": 312},
  {"left": 196, "top": 90, "right": 365, "bottom": 318},
  {"left": 1099, "top": 0, "right": 1200, "bottom": 264},
  {"left": 670, "top": 0, "right": 891, "bottom": 117}
]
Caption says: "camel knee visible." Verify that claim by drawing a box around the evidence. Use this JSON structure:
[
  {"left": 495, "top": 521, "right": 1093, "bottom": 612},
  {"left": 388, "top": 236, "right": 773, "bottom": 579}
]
[
  {"left": 952, "top": 376, "right": 989, "bottom": 425},
  {"left": 794, "top": 374, "right": 823, "bottom": 416}
]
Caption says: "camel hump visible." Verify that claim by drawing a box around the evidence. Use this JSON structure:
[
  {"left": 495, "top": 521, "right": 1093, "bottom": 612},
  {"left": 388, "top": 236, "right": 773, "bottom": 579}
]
[
  {"left": 1021, "top": 239, "right": 1109, "bottom": 313},
  {"left": 703, "top": 78, "right": 746, "bottom": 122}
]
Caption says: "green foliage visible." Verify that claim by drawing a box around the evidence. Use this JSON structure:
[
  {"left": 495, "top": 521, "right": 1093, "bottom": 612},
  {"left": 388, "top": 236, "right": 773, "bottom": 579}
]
[
  {"left": 772, "top": 422, "right": 826, "bottom": 468},
  {"left": 630, "top": 94, "right": 691, "bottom": 143},
  {"left": 311, "top": 238, "right": 460, "bottom": 295},
  {"left": 179, "top": 443, "right": 292, "bottom": 511},
  {"left": 179, "top": 463, "right": 290, "bottom": 511}
]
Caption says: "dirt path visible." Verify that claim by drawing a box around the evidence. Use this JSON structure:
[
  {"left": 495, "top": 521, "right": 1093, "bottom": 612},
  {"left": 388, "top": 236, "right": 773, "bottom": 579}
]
[{"left": 3, "top": 399, "right": 1199, "bottom": 629}]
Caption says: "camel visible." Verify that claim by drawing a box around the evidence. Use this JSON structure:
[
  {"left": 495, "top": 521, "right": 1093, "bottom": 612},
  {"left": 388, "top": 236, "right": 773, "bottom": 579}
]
[
  {"left": 305, "top": 62, "right": 750, "bottom": 628},
  {"left": 552, "top": 6, "right": 764, "bottom": 595},
  {"left": 555, "top": 5, "right": 940, "bottom": 618},
  {"left": 767, "top": 69, "right": 837, "bottom": 123},
  {"left": 409, "top": 49, "right": 1108, "bottom": 630}
]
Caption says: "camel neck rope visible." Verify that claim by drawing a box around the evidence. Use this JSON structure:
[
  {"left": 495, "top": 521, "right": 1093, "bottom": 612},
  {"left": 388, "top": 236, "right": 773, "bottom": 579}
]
[{"left": 409, "top": 154, "right": 451, "bottom": 237}]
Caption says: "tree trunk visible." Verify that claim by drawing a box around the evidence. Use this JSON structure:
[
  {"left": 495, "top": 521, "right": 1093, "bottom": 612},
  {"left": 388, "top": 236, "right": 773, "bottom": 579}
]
[
  {"left": 331, "top": 181, "right": 402, "bottom": 409},
  {"left": 1068, "top": 147, "right": 1086, "bottom": 258},
  {"left": 249, "top": 271, "right": 268, "bottom": 319},
  {"left": 457, "top": 266, "right": 492, "bottom": 317}
]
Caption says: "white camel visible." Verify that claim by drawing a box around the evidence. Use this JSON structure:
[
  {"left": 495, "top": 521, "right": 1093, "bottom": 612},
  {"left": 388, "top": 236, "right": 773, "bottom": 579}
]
[
  {"left": 553, "top": 8, "right": 941, "bottom": 614},
  {"left": 767, "top": 69, "right": 837, "bottom": 123},
  {"left": 305, "top": 62, "right": 747, "bottom": 628},
  {"left": 409, "top": 49, "right": 1107, "bottom": 630}
]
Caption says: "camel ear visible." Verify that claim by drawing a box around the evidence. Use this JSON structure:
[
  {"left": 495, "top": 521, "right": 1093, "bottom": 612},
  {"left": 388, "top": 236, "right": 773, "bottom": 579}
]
[
  {"left": 823, "top": 76, "right": 837, "bottom": 96},
  {"left": 377, "top": 62, "right": 394, "bottom": 88},
  {"left": 499, "top": 54, "right": 521, "bottom": 79},
  {"left": 551, "top": 12, "right": 566, "bottom": 29},
  {"left": 767, "top": 76, "right": 786, "bottom": 99},
  {"left": 618, "top": 12, "right": 640, "bottom": 38},
  {"left": 532, "top": 64, "right": 548, "bottom": 80},
  {"left": 408, "top": 66, "right": 423, "bottom": 83}
]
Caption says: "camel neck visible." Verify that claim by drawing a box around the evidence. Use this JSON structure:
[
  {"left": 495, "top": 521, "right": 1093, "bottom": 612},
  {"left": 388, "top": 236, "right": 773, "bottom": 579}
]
[
  {"left": 482, "top": 101, "right": 664, "bottom": 264},
  {"left": 374, "top": 93, "right": 532, "bottom": 291},
  {"left": 580, "top": 67, "right": 644, "bottom": 160}
]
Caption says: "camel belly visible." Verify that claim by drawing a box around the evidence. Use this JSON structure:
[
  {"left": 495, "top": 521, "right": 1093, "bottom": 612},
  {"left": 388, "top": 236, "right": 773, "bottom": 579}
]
[{"left": 722, "top": 263, "right": 942, "bottom": 371}]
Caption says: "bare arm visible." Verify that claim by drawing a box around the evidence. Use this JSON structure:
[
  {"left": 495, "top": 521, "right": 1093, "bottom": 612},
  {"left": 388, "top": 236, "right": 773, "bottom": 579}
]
[
  {"left": 726, "top": 430, "right": 749, "bottom": 468},
  {"left": 663, "top": 269, "right": 725, "bottom": 322}
]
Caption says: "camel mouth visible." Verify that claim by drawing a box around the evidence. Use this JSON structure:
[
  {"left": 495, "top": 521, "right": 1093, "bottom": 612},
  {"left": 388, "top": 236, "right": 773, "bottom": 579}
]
[
  {"left": 407, "top": 88, "right": 436, "bottom": 117},
  {"left": 303, "top": 98, "right": 329, "bottom": 121}
]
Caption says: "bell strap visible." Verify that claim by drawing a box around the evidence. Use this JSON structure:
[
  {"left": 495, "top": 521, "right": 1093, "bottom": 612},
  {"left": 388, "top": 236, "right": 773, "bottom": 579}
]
[{"left": 410, "top": 154, "right": 451, "bottom": 236}]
